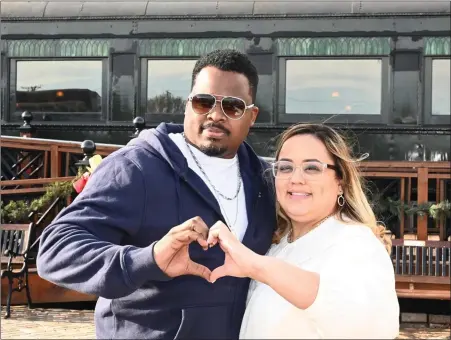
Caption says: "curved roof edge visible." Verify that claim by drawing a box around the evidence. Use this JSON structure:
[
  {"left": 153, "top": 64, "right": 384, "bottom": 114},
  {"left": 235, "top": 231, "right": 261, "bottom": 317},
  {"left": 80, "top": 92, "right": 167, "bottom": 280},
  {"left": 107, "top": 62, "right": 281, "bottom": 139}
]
[{"left": 1, "top": 1, "right": 450, "bottom": 20}]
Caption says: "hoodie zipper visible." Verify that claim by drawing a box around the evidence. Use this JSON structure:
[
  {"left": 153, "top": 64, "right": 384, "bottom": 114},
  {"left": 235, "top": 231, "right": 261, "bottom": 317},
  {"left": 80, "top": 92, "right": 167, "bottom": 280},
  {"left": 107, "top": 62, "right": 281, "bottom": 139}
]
[{"left": 179, "top": 175, "right": 226, "bottom": 224}]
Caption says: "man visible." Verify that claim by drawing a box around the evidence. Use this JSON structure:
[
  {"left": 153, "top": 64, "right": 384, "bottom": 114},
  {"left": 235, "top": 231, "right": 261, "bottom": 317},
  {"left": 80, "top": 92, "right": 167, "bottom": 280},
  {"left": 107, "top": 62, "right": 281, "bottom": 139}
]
[{"left": 37, "top": 49, "right": 276, "bottom": 339}]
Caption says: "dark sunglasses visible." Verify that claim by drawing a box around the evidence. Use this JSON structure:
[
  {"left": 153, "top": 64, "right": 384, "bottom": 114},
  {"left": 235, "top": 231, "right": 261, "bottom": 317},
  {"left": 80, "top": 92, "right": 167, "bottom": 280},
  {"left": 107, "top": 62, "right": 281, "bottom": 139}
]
[{"left": 188, "top": 93, "right": 254, "bottom": 120}]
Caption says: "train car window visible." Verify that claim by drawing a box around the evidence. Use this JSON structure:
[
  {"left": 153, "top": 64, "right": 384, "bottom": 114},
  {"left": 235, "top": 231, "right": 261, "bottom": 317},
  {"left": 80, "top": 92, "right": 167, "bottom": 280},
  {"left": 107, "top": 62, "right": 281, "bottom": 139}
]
[
  {"left": 431, "top": 59, "right": 450, "bottom": 116},
  {"left": 285, "top": 59, "right": 382, "bottom": 115},
  {"left": 0, "top": 52, "right": 5, "bottom": 121},
  {"left": 146, "top": 60, "right": 196, "bottom": 114},
  {"left": 15, "top": 60, "right": 102, "bottom": 113}
]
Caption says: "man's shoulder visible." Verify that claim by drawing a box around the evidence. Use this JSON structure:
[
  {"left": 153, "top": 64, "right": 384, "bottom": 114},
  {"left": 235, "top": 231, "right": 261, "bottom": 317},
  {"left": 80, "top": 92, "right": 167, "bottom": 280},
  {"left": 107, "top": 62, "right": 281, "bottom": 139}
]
[
  {"left": 102, "top": 143, "right": 170, "bottom": 175},
  {"left": 257, "top": 156, "right": 272, "bottom": 170}
]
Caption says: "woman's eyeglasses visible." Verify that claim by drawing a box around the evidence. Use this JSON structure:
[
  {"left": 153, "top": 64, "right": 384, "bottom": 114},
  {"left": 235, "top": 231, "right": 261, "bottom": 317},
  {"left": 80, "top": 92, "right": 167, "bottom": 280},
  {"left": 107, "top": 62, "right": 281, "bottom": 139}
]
[
  {"left": 188, "top": 93, "right": 254, "bottom": 120},
  {"left": 272, "top": 160, "right": 337, "bottom": 180}
]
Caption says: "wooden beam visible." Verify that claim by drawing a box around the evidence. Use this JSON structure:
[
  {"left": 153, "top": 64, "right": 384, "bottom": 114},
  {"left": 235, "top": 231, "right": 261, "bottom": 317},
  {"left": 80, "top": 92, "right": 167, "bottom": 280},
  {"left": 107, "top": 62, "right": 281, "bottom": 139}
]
[
  {"left": 1, "top": 177, "right": 74, "bottom": 187},
  {"left": 50, "top": 145, "right": 60, "bottom": 178},
  {"left": 416, "top": 167, "right": 429, "bottom": 241},
  {"left": 396, "top": 288, "right": 451, "bottom": 300},
  {"left": 0, "top": 187, "right": 48, "bottom": 195},
  {"left": 362, "top": 172, "right": 418, "bottom": 178}
]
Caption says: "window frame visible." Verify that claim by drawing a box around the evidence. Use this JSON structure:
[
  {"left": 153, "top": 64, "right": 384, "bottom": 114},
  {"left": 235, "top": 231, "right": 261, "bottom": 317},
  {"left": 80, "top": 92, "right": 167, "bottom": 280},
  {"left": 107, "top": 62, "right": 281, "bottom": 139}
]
[
  {"left": 8, "top": 57, "right": 109, "bottom": 123},
  {"left": 139, "top": 57, "right": 198, "bottom": 124},
  {"left": 1, "top": 51, "right": 6, "bottom": 123},
  {"left": 276, "top": 56, "right": 392, "bottom": 124},
  {"left": 423, "top": 56, "right": 451, "bottom": 125}
]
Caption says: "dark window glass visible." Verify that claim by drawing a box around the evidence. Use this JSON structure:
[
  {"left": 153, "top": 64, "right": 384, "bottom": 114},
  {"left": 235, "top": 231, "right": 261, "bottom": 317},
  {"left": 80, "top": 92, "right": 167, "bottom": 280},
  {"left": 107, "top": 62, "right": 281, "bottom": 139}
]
[
  {"left": 15, "top": 60, "right": 102, "bottom": 113},
  {"left": 285, "top": 59, "right": 382, "bottom": 115},
  {"left": 432, "top": 59, "right": 450, "bottom": 116},
  {"left": 147, "top": 60, "right": 196, "bottom": 114}
]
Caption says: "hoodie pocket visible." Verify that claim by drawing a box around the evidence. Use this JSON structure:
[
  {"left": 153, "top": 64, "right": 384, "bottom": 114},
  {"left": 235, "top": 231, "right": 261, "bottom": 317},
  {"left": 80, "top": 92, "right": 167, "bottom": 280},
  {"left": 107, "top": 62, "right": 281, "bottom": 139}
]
[{"left": 174, "top": 305, "right": 231, "bottom": 340}]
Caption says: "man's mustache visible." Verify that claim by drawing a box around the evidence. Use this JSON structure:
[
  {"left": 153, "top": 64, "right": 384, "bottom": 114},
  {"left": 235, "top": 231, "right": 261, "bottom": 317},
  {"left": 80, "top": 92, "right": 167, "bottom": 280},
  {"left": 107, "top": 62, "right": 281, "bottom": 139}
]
[{"left": 200, "top": 123, "right": 231, "bottom": 136}]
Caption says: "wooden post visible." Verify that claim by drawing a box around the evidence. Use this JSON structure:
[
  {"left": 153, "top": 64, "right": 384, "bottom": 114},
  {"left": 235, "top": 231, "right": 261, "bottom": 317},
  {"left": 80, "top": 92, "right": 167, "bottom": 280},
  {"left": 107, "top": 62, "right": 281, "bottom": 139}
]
[
  {"left": 399, "top": 178, "right": 405, "bottom": 238},
  {"left": 416, "top": 167, "right": 429, "bottom": 240},
  {"left": 50, "top": 145, "right": 60, "bottom": 178}
]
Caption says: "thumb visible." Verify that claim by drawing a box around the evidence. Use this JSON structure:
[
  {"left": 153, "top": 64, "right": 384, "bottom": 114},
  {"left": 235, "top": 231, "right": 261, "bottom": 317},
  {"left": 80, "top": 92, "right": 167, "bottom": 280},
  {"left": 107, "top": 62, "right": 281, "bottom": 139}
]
[
  {"left": 210, "top": 265, "right": 228, "bottom": 284},
  {"left": 186, "top": 260, "right": 211, "bottom": 281}
]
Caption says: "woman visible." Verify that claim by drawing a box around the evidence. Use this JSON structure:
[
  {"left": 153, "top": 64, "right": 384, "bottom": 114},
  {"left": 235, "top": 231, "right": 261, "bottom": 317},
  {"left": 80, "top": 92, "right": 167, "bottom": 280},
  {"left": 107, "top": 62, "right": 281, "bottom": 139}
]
[{"left": 207, "top": 123, "right": 400, "bottom": 339}]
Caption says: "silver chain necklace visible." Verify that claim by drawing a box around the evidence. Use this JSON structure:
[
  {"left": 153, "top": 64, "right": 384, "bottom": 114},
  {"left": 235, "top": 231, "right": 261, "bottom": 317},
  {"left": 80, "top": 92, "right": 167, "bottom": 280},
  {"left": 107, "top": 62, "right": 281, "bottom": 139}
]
[
  {"left": 182, "top": 133, "right": 242, "bottom": 200},
  {"left": 182, "top": 133, "right": 241, "bottom": 231}
]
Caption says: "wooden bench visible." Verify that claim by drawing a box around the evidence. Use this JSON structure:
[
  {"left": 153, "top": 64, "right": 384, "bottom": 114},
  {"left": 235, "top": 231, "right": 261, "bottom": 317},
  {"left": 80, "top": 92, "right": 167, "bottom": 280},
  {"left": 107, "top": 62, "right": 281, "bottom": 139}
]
[
  {"left": 1, "top": 222, "right": 35, "bottom": 318},
  {"left": 391, "top": 239, "right": 451, "bottom": 300}
]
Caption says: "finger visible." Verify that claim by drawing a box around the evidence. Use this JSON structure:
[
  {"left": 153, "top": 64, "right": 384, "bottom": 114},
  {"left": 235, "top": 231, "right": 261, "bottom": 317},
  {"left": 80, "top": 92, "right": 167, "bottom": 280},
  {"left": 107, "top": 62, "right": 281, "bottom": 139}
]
[
  {"left": 210, "top": 265, "right": 228, "bottom": 283},
  {"left": 211, "top": 220, "right": 228, "bottom": 232},
  {"left": 186, "top": 259, "right": 211, "bottom": 281},
  {"left": 207, "top": 221, "right": 229, "bottom": 247},
  {"left": 207, "top": 227, "right": 220, "bottom": 247},
  {"left": 176, "top": 217, "right": 209, "bottom": 240},
  {"left": 175, "top": 230, "right": 208, "bottom": 249},
  {"left": 191, "top": 221, "right": 209, "bottom": 242}
]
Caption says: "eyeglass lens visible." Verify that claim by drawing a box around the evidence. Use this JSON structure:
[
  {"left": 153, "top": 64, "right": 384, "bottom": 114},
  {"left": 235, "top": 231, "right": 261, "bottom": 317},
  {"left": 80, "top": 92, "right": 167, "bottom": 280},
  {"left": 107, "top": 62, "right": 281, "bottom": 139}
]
[
  {"left": 191, "top": 94, "right": 246, "bottom": 119},
  {"left": 273, "top": 160, "right": 325, "bottom": 179}
]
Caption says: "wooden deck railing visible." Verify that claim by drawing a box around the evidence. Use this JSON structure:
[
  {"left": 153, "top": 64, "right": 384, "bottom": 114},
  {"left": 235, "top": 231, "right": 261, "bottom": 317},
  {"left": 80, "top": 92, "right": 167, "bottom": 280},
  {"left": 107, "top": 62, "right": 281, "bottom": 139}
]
[
  {"left": 1, "top": 136, "right": 121, "bottom": 179},
  {"left": 359, "top": 161, "right": 451, "bottom": 241},
  {"left": 391, "top": 239, "right": 450, "bottom": 300},
  {"left": 2, "top": 134, "right": 450, "bottom": 240},
  {"left": 1, "top": 131, "right": 450, "bottom": 301}
]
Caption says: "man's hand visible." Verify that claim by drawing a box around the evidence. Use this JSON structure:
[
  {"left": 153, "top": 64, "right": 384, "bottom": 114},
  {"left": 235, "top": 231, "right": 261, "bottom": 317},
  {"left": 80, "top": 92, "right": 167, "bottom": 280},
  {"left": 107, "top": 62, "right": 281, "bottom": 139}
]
[{"left": 153, "top": 216, "right": 211, "bottom": 281}]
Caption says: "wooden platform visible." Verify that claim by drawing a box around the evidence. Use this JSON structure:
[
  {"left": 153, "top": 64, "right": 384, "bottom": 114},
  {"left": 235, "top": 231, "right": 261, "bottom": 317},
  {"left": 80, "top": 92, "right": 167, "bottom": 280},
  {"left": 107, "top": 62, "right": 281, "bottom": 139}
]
[{"left": 1, "top": 270, "right": 97, "bottom": 305}]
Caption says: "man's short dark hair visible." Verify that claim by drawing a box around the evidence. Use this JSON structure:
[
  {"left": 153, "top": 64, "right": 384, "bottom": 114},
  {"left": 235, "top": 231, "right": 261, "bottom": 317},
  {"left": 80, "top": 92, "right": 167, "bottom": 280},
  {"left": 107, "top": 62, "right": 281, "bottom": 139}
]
[{"left": 191, "top": 49, "right": 259, "bottom": 102}]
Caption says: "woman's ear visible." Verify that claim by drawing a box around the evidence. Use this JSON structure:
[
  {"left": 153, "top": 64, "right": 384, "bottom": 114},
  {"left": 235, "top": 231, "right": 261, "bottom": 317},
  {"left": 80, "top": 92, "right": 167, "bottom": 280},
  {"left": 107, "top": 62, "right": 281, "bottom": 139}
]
[{"left": 338, "top": 183, "right": 344, "bottom": 195}]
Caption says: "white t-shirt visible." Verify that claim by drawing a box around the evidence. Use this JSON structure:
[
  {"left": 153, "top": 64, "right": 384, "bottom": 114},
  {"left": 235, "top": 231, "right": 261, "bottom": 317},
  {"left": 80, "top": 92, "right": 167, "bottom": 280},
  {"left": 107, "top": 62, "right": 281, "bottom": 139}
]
[
  {"left": 240, "top": 216, "right": 400, "bottom": 339},
  {"left": 169, "top": 133, "right": 248, "bottom": 241}
]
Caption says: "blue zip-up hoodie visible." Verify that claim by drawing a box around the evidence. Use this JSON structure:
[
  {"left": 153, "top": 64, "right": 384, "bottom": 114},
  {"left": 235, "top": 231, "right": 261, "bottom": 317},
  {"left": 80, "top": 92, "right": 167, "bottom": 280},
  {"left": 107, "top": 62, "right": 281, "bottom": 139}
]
[{"left": 37, "top": 123, "right": 276, "bottom": 339}]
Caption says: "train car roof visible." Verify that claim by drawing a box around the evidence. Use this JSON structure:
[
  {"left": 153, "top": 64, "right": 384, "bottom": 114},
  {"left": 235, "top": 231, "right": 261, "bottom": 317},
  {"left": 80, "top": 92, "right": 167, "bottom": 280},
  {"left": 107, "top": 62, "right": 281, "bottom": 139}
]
[{"left": 1, "top": 0, "right": 450, "bottom": 20}]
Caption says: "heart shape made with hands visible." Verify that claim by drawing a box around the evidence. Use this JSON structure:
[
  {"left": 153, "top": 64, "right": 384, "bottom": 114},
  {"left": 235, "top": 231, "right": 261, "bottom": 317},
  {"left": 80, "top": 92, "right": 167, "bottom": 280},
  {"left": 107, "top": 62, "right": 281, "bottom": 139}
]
[
  {"left": 155, "top": 218, "right": 251, "bottom": 284},
  {"left": 206, "top": 221, "right": 251, "bottom": 283}
]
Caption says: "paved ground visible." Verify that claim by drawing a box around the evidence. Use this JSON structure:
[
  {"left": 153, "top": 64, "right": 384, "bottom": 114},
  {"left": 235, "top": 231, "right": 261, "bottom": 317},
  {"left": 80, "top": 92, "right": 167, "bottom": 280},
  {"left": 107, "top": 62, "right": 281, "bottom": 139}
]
[{"left": 1, "top": 305, "right": 450, "bottom": 339}]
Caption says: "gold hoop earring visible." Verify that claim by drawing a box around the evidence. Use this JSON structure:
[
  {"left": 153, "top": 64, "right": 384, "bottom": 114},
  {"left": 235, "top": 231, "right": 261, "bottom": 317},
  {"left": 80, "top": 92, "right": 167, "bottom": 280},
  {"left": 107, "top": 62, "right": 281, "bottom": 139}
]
[{"left": 337, "top": 194, "right": 345, "bottom": 207}]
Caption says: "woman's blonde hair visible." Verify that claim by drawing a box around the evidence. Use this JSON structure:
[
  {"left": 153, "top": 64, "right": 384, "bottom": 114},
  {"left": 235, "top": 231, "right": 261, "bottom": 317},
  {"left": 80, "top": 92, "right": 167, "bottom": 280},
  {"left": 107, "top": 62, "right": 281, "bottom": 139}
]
[{"left": 272, "top": 123, "right": 392, "bottom": 253}]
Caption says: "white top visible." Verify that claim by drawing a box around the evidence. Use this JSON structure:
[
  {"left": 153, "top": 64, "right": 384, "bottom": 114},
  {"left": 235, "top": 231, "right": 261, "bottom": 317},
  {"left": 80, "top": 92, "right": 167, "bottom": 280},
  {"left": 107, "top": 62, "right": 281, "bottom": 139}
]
[
  {"left": 169, "top": 133, "right": 248, "bottom": 241},
  {"left": 240, "top": 216, "right": 400, "bottom": 339}
]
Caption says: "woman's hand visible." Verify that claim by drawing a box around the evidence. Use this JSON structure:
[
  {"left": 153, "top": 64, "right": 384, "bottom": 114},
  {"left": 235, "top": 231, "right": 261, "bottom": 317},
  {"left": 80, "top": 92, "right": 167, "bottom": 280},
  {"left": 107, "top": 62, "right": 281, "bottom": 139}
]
[{"left": 207, "top": 221, "right": 261, "bottom": 283}]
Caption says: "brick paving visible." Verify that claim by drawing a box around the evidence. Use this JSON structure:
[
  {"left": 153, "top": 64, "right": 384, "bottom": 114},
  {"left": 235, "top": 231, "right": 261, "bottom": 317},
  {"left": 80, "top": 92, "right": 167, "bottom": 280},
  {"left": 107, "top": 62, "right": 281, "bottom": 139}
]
[{"left": 1, "top": 305, "right": 450, "bottom": 339}]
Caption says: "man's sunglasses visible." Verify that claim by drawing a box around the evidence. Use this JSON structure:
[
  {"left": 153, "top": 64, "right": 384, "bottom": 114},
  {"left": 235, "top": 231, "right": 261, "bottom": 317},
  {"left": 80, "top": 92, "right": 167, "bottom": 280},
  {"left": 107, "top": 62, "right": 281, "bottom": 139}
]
[{"left": 188, "top": 94, "right": 254, "bottom": 120}]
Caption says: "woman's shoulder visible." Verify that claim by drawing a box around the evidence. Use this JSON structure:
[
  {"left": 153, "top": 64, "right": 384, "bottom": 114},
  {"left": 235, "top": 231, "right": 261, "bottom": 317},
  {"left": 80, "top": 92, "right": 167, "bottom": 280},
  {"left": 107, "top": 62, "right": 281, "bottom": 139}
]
[{"left": 330, "top": 218, "right": 389, "bottom": 254}]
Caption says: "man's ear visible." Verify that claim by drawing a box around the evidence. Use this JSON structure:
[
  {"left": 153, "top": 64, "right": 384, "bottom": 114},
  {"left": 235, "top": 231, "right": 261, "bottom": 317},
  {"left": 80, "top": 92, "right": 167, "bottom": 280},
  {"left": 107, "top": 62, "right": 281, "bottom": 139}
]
[{"left": 250, "top": 106, "right": 259, "bottom": 126}]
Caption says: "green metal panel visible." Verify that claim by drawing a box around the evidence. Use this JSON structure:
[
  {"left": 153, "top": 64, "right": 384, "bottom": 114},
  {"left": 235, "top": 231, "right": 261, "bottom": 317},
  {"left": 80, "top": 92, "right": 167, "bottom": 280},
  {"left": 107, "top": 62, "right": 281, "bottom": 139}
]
[
  {"left": 276, "top": 37, "right": 391, "bottom": 56},
  {"left": 138, "top": 38, "right": 244, "bottom": 56},
  {"left": 7, "top": 39, "right": 111, "bottom": 57},
  {"left": 424, "top": 37, "right": 451, "bottom": 56}
]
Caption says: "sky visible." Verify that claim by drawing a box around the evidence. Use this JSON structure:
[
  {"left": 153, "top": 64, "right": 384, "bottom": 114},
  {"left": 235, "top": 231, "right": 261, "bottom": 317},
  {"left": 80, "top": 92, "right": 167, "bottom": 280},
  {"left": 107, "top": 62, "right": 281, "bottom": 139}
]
[
  {"left": 16, "top": 60, "right": 102, "bottom": 95},
  {"left": 147, "top": 59, "right": 196, "bottom": 99},
  {"left": 285, "top": 59, "right": 383, "bottom": 115},
  {"left": 431, "top": 59, "right": 450, "bottom": 116}
]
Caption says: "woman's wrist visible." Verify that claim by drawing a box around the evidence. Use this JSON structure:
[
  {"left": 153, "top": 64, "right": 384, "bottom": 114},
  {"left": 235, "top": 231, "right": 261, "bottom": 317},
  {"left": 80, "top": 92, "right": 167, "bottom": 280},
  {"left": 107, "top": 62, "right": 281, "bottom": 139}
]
[{"left": 248, "top": 253, "right": 269, "bottom": 283}]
